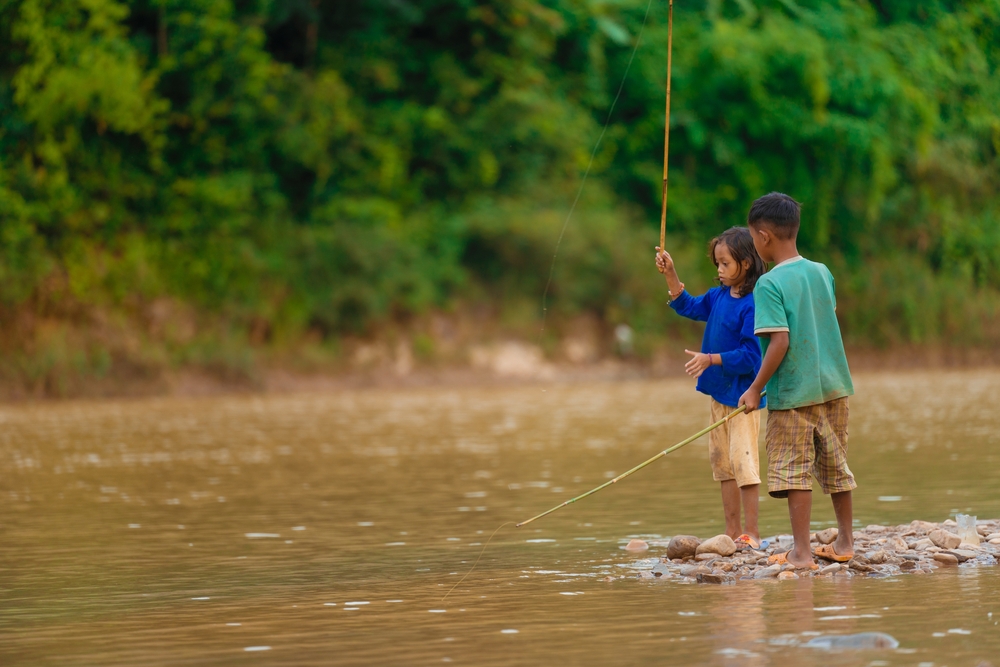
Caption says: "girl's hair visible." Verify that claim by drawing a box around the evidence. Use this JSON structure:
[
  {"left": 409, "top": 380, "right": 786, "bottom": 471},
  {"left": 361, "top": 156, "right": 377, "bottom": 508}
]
[{"left": 708, "top": 226, "right": 766, "bottom": 297}]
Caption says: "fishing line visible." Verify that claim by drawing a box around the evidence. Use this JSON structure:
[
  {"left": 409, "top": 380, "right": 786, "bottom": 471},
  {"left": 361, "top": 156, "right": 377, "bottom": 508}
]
[
  {"left": 442, "top": 521, "right": 513, "bottom": 601},
  {"left": 538, "top": 0, "right": 655, "bottom": 338}
]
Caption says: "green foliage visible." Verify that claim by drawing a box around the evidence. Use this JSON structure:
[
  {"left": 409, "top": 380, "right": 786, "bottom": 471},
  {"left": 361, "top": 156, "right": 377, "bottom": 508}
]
[{"left": 0, "top": 0, "right": 999, "bottom": 379}]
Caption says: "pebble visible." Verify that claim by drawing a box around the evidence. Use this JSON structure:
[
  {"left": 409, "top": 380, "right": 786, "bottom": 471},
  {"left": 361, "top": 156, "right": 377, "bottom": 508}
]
[
  {"left": 818, "top": 563, "right": 842, "bottom": 575},
  {"left": 680, "top": 564, "right": 711, "bottom": 578},
  {"left": 695, "top": 534, "right": 737, "bottom": 557},
  {"left": 945, "top": 550, "right": 977, "bottom": 563},
  {"left": 695, "top": 553, "right": 719, "bottom": 562},
  {"left": 624, "top": 539, "right": 649, "bottom": 551},
  {"left": 933, "top": 552, "right": 959, "bottom": 565},
  {"left": 667, "top": 535, "right": 701, "bottom": 560},
  {"left": 986, "top": 533, "right": 1000, "bottom": 542},
  {"left": 899, "top": 560, "right": 917, "bottom": 571},
  {"left": 777, "top": 571, "right": 799, "bottom": 580},
  {"left": 803, "top": 632, "right": 899, "bottom": 650},
  {"left": 815, "top": 528, "right": 838, "bottom": 545},
  {"left": 909, "top": 520, "right": 938, "bottom": 534},
  {"left": 885, "top": 536, "right": 909, "bottom": 551},
  {"left": 929, "top": 529, "right": 962, "bottom": 549},
  {"left": 753, "top": 564, "right": 781, "bottom": 579},
  {"left": 867, "top": 549, "right": 889, "bottom": 564},
  {"left": 697, "top": 573, "right": 728, "bottom": 585}
]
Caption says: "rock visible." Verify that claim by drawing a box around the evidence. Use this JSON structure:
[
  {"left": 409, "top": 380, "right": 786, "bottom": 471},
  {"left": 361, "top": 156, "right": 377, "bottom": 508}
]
[
  {"left": 959, "top": 543, "right": 983, "bottom": 551},
  {"left": 753, "top": 564, "right": 782, "bottom": 579},
  {"left": 803, "top": 632, "right": 899, "bottom": 650},
  {"left": 637, "top": 570, "right": 656, "bottom": 579},
  {"left": 909, "top": 520, "right": 938, "bottom": 534},
  {"left": 695, "top": 553, "right": 719, "bottom": 562},
  {"left": 815, "top": 528, "right": 838, "bottom": 545},
  {"left": 886, "top": 536, "right": 909, "bottom": 552},
  {"left": 933, "top": 552, "right": 959, "bottom": 565},
  {"left": 848, "top": 559, "right": 873, "bottom": 572},
  {"left": 696, "top": 534, "right": 737, "bottom": 557},
  {"left": 929, "top": 529, "right": 962, "bottom": 550},
  {"left": 667, "top": 535, "right": 701, "bottom": 560},
  {"left": 865, "top": 524, "right": 888, "bottom": 533},
  {"left": 945, "top": 550, "right": 977, "bottom": 563},
  {"left": 899, "top": 560, "right": 917, "bottom": 571},
  {"left": 819, "top": 563, "right": 842, "bottom": 575},
  {"left": 900, "top": 552, "right": 921, "bottom": 560},
  {"left": 625, "top": 539, "right": 649, "bottom": 551},
  {"left": 867, "top": 549, "right": 889, "bottom": 564},
  {"left": 986, "top": 533, "right": 1000, "bottom": 542},
  {"left": 991, "top": 538, "right": 1000, "bottom": 545},
  {"left": 680, "top": 564, "right": 711, "bottom": 578},
  {"left": 978, "top": 526, "right": 992, "bottom": 538},
  {"left": 698, "top": 572, "right": 727, "bottom": 584},
  {"left": 777, "top": 571, "right": 799, "bottom": 580}
]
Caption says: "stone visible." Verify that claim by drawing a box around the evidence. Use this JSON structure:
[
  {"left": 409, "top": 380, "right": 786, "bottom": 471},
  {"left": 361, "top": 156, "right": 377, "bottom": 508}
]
[
  {"left": 625, "top": 539, "right": 649, "bottom": 551},
  {"left": 667, "top": 535, "right": 701, "bottom": 560},
  {"left": 900, "top": 552, "right": 921, "bottom": 560},
  {"left": 899, "top": 560, "right": 917, "bottom": 571},
  {"left": 819, "top": 563, "right": 842, "bottom": 575},
  {"left": 637, "top": 570, "right": 656, "bottom": 579},
  {"left": 991, "top": 538, "right": 1000, "bottom": 545},
  {"left": 929, "top": 529, "right": 962, "bottom": 550},
  {"left": 695, "top": 553, "right": 719, "bottom": 562},
  {"left": 848, "top": 559, "right": 873, "bottom": 572},
  {"left": 933, "top": 552, "right": 959, "bottom": 565},
  {"left": 777, "top": 571, "right": 799, "bottom": 580},
  {"left": 886, "top": 536, "right": 909, "bottom": 552},
  {"left": 946, "top": 549, "right": 977, "bottom": 563},
  {"left": 867, "top": 549, "right": 889, "bottom": 564},
  {"left": 680, "top": 564, "right": 711, "bottom": 577},
  {"left": 815, "top": 528, "right": 838, "bottom": 545},
  {"left": 986, "top": 533, "right": 1000, "bottom": 542},
  {"left": 909, "top": 520, "right": 938, "bottom": 534},
  {"left": 698, "top": 573, "right": 727, "bottom": 584},
  {"left": 753, "top": 564, "right": 782, "bottom": 579},
  {"left": 865, "top": 524, "right": 888, "bottom": 533},
  {"left": 696, "top": 534, "right": 737, "bottom": 557}
]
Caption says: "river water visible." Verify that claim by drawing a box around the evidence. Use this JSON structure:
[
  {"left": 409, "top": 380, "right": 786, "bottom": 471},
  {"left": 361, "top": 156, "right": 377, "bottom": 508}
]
[{"left": 2, "top": 370, "right": 999, "bottom": 665}]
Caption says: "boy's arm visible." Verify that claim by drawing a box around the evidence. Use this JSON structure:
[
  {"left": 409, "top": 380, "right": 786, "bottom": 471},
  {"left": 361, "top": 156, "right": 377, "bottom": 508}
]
[{"left": 738, "top": 331, "right": 788, "bottom": 412}]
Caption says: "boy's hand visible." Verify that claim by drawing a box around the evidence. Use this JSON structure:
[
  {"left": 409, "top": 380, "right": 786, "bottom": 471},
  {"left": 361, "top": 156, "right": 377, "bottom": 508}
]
[
  {"left": 684, "top": 349, "right": 714, "bottom": 378},
  {"left": 738, "top": 386, "right": 762, "bottom": 413},
  {"left": 654, "top": 246, "right": 674, "bottom": 274}
]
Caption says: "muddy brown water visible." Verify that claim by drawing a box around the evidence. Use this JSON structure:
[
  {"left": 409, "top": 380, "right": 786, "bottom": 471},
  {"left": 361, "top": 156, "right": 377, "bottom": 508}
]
[{"left": 2, "top": 370, "right": 999, "bottom": 666}]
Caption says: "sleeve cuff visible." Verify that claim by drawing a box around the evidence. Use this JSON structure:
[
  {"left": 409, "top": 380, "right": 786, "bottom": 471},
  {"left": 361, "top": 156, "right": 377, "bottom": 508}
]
[{"left": 754, "top": 326, "right": 789, "bottom": 334}]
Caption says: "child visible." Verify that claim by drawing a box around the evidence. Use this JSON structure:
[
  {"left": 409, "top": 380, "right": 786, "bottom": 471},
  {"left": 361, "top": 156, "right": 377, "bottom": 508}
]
[
  {"left": 738, "top": 192, "right": 856, "bottom": 570},
  {"left": 656, "top": 227, "right": 767, "bottom": 549}
]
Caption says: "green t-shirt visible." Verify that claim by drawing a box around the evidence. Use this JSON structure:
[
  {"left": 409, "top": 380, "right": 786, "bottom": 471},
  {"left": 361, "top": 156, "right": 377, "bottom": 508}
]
[{"left": 753, "top": 256, "right": 854, "bottom": 410}]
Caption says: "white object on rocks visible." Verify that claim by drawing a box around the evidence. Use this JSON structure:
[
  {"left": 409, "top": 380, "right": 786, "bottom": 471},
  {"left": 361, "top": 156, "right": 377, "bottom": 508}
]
[{"left": 956, "top": 514, "right": 980, "bottom": 546}]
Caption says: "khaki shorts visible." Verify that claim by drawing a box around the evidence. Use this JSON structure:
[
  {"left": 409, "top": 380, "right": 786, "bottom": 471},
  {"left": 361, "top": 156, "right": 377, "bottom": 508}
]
[
  {"left": 765, "top": 397, "right": 856, "bottom": 498},
  {"left": 708, "top": 398, "right": 761, "bottom": 487}
]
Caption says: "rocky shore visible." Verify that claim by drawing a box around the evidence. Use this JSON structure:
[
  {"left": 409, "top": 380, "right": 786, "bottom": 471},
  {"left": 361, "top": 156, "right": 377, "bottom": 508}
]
[{"left": 629, "top": 518, "right": 1000, "bottom": 583}]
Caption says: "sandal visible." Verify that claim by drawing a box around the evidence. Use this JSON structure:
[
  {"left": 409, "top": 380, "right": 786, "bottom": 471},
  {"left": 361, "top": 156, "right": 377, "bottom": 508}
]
[
  {"left": 767, "top": 551, "right": 819, "bottom": 570},
  {"left": 814, "top": 544, "right": 854, "bottom": 563},
  {"left": 734, "top": 534, "right": 761, "bottom": 550}
]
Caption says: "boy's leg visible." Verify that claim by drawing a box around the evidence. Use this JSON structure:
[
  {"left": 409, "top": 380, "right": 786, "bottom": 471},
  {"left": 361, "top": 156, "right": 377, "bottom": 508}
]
[
  {"left": 786, "top": 490, "right": 815, "bottom": 567},
  {"left": 831, "top": 490, "right": 854, "bottom": 557},
  {"left": 720, "top": 480, "right": 742, "bottom": 539},
  {"left": 740, "top": 483, "right": 760, "bottom": 543}
]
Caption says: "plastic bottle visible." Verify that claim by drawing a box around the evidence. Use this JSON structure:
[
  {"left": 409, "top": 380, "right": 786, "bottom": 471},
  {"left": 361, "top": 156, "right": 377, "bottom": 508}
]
[{"left": 956, "top": 514, "right": 980, "bottom": 546}]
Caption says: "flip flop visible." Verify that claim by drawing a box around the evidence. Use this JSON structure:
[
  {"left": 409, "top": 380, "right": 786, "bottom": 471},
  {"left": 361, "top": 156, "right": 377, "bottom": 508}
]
[
  {"left": 814, "top": 544, "right": 854, "bottom": 563},
  {"left": 767, "top": 551, "right": 820, "bottom": 570},
  {"left": 734, "top": 534, "right": 761, "bottom": 550}
]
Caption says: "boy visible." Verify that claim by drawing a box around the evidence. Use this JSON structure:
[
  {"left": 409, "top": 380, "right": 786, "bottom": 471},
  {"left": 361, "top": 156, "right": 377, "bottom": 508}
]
[{"left": 738, "top": 192, "right": 856, "bottom": 570}]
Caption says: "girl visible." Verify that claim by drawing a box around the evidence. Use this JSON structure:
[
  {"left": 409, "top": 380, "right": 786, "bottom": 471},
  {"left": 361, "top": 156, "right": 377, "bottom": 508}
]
[{"left": 655, "top": 227, "right": 767, "bottom": 549}]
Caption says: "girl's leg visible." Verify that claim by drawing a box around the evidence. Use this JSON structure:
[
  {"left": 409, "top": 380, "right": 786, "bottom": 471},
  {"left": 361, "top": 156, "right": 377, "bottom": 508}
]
[
  {"left": 720, "top": 480, "right": 742, "bottom": 539},
  {"left": 740, "top": 483, "right": 760, "bottom": 543}
]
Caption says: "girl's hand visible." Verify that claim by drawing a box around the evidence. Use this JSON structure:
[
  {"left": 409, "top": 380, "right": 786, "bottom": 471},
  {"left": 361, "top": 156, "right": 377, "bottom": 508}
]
[
  {"left": 655, "top": 246, "right": 674, "bottom": 274},
  {"left": 684, "top": 349, "right": 715, "bottom": 378}
]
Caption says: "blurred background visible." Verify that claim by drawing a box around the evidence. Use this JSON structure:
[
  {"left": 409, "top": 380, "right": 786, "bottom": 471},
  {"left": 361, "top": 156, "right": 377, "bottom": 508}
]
[{"left": 0, "top": 0, "right": 998, "bottom": 396}]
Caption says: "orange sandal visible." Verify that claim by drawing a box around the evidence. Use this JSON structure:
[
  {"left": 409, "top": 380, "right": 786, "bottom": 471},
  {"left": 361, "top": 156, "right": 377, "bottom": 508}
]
[
  {"left": 814, "top": 544, "right": 854, "bottom": 563},
  {"left": 767, "top": 551, "right": 820, "bottom": 570},
  {"left": 734, "top": 534, "right": 761, "bottom": 550}
]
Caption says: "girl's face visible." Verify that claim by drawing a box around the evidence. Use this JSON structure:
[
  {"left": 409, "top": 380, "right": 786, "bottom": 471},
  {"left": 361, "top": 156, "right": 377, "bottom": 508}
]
[{"left": 714, "top": 242, "right": 749, "bottom": 288}]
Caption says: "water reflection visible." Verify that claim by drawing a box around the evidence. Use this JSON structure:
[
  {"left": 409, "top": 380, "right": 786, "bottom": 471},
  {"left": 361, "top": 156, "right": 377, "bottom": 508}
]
[{"left": 0, "top": 371, "right": 999, "bottom": 664}]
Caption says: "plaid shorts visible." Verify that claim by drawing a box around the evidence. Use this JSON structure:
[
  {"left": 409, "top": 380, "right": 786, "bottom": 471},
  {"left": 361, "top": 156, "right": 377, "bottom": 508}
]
[
  {"left": 708, "top": 398, "right": 761, "bottom": 487},
  {"left": 765, "top": 397, "right": 856, "bottom": 498}
]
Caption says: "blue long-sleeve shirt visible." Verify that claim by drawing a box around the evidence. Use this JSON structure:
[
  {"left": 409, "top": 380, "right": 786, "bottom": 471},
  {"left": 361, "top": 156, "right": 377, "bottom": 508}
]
[{"left": 670, "top": 286, "right": 765, "bottom": 408}]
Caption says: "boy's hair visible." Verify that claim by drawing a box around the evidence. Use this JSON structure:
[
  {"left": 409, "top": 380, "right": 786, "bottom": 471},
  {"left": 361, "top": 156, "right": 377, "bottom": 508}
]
[
  {"left": 747, "top": 192, "right": 800, "bottom": 240},
  {"left": 709, "top": 226, "right": 767, "bottom": 297}
]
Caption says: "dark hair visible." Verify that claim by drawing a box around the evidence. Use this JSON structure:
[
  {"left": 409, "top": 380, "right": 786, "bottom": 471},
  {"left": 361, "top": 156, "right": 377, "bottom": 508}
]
[
  {"left": 709, "top": 226, "right": 766, "bottom": 297},
  {"left": 747, "top": 192, "right": 801, "bottom": 240}
]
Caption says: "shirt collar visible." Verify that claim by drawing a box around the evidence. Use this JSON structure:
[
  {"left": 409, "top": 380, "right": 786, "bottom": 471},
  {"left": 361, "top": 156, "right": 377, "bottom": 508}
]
[{"left": 773, "top": 255, "right": 805, "bottom": 268}]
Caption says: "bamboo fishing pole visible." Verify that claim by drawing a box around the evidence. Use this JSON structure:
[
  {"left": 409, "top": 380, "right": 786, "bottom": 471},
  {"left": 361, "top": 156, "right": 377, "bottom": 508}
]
[
  {"left": 659, "top": 0, "right": 674, "bottom": 251},
  {"left": 516, "top": 393, "right": 763, "bottom": 527}
]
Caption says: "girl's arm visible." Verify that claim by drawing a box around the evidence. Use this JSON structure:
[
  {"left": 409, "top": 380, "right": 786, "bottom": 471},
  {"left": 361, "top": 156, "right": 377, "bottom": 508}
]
[
  {"left": 718, "top": 306, "right": 762, "bottom": 375},
  {"left": 656, "top": 247, "right": 713, "bottom": 322}
]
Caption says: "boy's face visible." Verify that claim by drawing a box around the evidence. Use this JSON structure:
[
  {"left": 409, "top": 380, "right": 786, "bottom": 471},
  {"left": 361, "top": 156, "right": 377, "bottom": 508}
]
[{"left": 747, "top": 223, "right": 774, "bottom": 263}]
